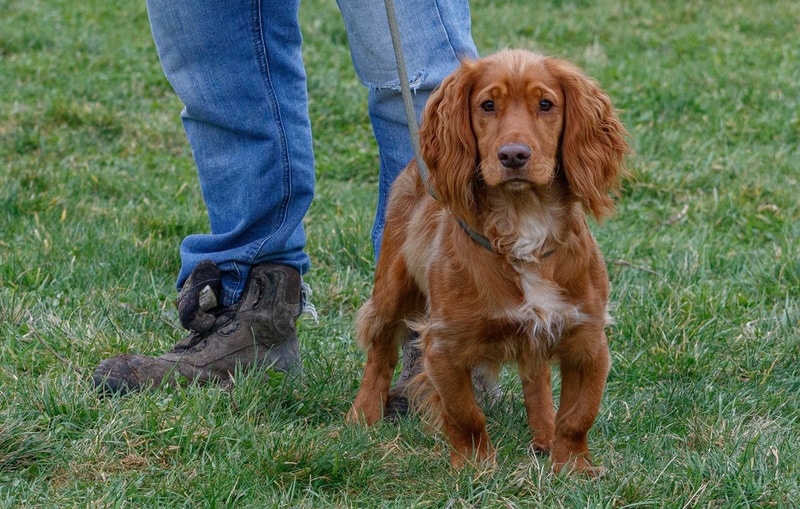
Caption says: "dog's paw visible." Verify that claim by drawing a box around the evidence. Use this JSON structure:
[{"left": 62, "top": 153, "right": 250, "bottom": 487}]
[
  {"left": 552, "top": 454, "right": 605, "bottom": 477},
  {"left": 529, "top": 438, "right": 553, "bottom": 456},
  {"left": 345, "top": 402, "right": 384, "bottom": 426},
  {"left": 449, "top": 439, "right": 496, "bottom": 469}
]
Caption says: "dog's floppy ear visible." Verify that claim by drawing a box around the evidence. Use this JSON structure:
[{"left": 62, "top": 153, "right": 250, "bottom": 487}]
[
  {"left": 419, "top": 60, "right": 480, "bottom": 224},
  {"left": 545, "top": 58, "right": 630, "bottom": 221}
]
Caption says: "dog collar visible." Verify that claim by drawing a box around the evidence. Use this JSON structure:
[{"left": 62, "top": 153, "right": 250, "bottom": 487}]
[{"left": 456, "top": 218, "right": 495, "bottom": 252}]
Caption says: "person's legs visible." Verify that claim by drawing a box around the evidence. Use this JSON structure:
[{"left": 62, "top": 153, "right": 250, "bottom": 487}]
[
  {"left": 93, "top": 0, "right": 313, "bottom": 393},
  {"left": 336, "top": 0, "right": 477, "bottom": 257},
  {"left": 151, "top": 0, "right": 314, "bottom": 305}
]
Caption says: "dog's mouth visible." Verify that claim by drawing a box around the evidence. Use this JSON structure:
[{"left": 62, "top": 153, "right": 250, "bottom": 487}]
[
  {"left": 501, "top": 178, "right": 534, "bottom": 193},
  {"left": 478, "top": 157, "right": 553, "bottom": 191}
]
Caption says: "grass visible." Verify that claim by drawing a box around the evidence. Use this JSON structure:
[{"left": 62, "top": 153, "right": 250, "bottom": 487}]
[{"left": 1, "top": 0, "right": 798, "bottom": 506}]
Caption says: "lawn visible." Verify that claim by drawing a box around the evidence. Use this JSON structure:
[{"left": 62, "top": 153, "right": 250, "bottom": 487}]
[{"left": 1, "top": 0, "right": 798, "bottom": 507}]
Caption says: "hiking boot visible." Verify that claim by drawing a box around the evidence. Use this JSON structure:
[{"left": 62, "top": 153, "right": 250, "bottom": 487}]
[
  {"left": 92, "top": 262, "right": 303, "bottom": 394},
  {"left": 384, "top": 336, "right": 423, "bottom": 419}
]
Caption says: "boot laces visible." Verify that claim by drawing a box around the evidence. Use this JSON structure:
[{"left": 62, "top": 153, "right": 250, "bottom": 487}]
[{"left": 171, "top": 306, "right": 236, "bottom": 352}]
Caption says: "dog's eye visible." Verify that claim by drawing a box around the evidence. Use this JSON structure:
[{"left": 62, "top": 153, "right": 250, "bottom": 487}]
[
  {"left": 539, "top": 99, "right": 553, "bottom": 112},
  {"left": 481, "top": 100, "right": 495, "bottom": 112}
]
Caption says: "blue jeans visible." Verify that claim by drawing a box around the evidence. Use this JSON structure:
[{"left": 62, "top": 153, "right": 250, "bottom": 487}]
[{"left": 146, "top": 0, "right": 476, "bottom": 305}]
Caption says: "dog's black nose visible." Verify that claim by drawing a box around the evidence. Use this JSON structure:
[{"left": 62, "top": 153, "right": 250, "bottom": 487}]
[{"left": 498, "top": 143, "right": 532, "bottom": 169}]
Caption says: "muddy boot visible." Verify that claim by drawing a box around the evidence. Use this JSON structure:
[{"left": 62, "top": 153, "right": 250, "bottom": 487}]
[
  {"left": 384, "top": 337, "right": 423, "bottom": 419},
  {"left": 92, "top": 262, "right": 303, "bottom": 395},
  {"left": 384, "top": 334, "right": 502, "bottom": 419}
]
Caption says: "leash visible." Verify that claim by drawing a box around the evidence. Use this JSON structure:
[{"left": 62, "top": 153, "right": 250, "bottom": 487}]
[
  {"left": 382, "top": 0, "right": 494, "bottom": 253},
  {"left": 382, "top": 0, "right": 433, "bottom": 197}
]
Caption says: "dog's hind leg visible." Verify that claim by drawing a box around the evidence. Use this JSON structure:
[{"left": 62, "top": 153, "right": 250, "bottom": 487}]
[
  {"left": 347, "top": 255, "right": 424, "bottom": 425},
  {"left": 346, "top": 300, "right": 404, "bottom": 425}
]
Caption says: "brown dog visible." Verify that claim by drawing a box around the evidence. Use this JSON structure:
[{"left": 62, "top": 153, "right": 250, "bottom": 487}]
[{"left": 347, "top": 49, "right": 629, "bottom": 474}]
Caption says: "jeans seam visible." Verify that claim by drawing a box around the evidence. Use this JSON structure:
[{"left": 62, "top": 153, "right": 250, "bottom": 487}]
[
  {"left": 249, "top": 0, "right": 292, "bottom": 266},
  {"left": 222, "top": 261, "right": 244, "bottom": 307},
  {"left": 431, "top": 0, "right": 462, "bottom": 63}
]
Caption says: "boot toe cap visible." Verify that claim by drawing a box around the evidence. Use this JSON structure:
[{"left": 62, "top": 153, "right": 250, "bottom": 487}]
[{"left": 92, "top": 354, "right": 141, "bottom": 395}]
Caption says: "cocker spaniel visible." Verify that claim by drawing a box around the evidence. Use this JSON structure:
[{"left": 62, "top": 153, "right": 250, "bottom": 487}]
[{"left": 347, "top": 49, "right": 630, "bottom": 475}]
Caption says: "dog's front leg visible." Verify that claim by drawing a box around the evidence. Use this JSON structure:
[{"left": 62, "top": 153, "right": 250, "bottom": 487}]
[
  {"left": 426, "top": 345, "right": 494, "bottom": 467},
  {"left": 520, "top": 362, "right": 556, "bottom": 454},
  {"left": 552, "top": 326, "right": 610, "bottom": 475}
]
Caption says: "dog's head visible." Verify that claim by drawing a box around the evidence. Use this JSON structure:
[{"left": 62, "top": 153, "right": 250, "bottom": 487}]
[{"left": 419, "top": 49, "right": 630, "bottom": 223}]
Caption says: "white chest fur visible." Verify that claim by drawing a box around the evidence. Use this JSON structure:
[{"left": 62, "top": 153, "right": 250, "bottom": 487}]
[{"left": 493, "top": 265, "right": 587, "bottom": 350}]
